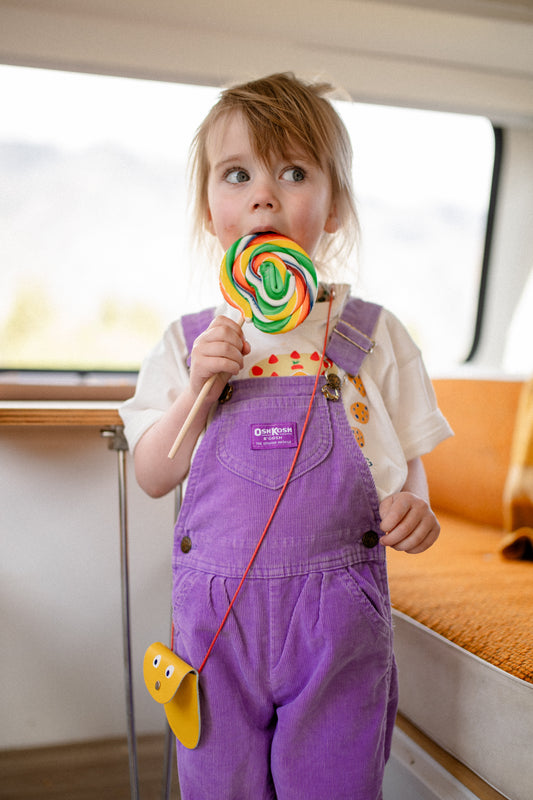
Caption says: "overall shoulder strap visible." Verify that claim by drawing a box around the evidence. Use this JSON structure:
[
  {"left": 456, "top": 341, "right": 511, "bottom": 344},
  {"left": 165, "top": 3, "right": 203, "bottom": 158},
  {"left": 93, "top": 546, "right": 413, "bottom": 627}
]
[
  {"left": 326, "top": 297, "right": 382, "bottom": 375},
  {"left": 181, "top": 307, "right": 216, "bottom": 367}
]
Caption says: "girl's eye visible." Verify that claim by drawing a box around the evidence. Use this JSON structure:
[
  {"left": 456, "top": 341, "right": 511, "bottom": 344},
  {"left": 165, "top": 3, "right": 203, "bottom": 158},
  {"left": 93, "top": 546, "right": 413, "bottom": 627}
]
[
  {"left": 225, "top": 168, "right": 249, "bottom": 184},
  {"left": 282, "top": 167, "right": 306, "bottom": 183}
]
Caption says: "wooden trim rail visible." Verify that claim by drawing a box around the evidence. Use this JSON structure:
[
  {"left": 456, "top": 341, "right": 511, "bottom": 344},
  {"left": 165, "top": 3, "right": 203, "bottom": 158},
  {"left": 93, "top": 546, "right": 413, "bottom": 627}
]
[{"left": 0, "top": 402, "right": 123, "bottom": 428}]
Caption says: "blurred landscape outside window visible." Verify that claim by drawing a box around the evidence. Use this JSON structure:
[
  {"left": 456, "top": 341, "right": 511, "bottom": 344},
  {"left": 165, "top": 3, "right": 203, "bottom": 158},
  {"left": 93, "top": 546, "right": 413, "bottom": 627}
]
[{"left": 0, "top": 65, "right": 495, "bottom": 376}]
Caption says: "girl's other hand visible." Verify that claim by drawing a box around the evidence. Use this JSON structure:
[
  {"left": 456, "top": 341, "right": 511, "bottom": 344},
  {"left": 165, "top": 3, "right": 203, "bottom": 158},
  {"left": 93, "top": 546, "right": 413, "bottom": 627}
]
[{"left": 378, "top": 492, "right": 440, "bottom": 554}]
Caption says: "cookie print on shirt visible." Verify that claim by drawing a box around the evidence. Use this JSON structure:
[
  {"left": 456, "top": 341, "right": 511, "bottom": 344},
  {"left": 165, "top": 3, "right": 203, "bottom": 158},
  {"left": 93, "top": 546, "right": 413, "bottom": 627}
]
[{"left": 347, "top": 373, "right": 369, "bottom": 448}]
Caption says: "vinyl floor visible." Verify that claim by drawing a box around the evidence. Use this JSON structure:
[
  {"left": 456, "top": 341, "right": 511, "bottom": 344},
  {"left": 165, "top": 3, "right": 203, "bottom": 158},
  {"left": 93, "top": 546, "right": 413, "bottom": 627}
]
[
  {"left": 1, "top": 718, "right": 506, "bottom": 800},
  {"left": 0, "top": 733, "right": 180, "bottom": 800}
]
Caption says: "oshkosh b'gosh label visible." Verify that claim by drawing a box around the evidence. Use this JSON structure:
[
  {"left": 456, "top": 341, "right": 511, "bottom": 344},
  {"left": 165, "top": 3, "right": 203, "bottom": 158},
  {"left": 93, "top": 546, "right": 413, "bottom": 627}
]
[{"left": 250, "top": 423, "right": 298, "bottom": 451}]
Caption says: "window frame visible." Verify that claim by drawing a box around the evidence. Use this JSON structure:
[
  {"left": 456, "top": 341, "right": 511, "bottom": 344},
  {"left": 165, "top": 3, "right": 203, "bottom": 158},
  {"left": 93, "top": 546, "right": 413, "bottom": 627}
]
[{"left": 464, "top": 125, "right": 503, "bottom": 363}]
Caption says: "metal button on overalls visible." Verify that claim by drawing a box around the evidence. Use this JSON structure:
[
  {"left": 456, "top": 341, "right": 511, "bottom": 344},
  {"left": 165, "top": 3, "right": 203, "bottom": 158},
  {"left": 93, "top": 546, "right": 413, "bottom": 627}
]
[{"left": 361, "top": 530, "right": 379, "bottom": 548}]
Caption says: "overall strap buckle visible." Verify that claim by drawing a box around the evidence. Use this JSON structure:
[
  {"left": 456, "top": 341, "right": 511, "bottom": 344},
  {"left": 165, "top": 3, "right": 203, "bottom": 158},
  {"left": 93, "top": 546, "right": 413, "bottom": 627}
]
[
  {"left": 330, "top": 318, "right": 376, "bottom": 355},
  {"left": 326, "top": 297, "right": 382, "bottom": 376}
]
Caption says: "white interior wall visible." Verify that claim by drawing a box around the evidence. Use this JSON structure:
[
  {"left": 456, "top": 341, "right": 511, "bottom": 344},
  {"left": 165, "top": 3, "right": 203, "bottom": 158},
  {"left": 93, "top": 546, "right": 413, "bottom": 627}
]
[{"left": 1, "top": 425, "right": 175, "bottom": 748}]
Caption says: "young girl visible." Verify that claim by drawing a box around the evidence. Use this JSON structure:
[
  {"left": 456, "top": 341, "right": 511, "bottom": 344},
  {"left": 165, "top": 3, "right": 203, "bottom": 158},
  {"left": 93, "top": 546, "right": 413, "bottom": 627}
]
[{"left": 121, "top": 72, "right": 452, "bottom": 800}]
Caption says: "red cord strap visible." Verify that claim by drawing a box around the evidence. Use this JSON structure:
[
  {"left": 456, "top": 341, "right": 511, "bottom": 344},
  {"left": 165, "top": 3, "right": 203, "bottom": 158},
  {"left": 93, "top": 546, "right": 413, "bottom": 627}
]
[{"left": 194, "top": 290, "right": 335, "bottom": 674}]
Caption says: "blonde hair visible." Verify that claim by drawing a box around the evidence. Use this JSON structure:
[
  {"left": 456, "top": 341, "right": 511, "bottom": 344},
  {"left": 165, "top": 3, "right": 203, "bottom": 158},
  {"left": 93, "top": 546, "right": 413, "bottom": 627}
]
[{"left": 189, "top": 72, "right": 359, "bottom": 276}]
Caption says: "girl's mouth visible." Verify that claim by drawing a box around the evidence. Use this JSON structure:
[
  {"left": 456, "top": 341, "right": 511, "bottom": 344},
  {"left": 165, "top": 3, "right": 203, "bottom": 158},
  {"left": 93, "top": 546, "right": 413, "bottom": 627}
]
[{"left": 248, "top": 228, "right": 281, "bottom": 237}]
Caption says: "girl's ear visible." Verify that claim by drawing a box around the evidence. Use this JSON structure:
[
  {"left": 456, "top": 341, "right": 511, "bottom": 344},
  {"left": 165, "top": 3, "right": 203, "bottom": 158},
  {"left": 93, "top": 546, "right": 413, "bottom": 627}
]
[
  {"left": 324, "top": 203, "right": 340, "bottom": 234},
  {"left": 206, "top": 208, "right": 216, "bottom": 236}
]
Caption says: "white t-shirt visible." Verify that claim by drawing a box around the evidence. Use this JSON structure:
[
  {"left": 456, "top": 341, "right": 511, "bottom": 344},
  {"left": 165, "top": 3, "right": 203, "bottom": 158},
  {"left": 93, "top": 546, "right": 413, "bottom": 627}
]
[{"left": 120, "top": 285, "right": 452, "bottom": 500}]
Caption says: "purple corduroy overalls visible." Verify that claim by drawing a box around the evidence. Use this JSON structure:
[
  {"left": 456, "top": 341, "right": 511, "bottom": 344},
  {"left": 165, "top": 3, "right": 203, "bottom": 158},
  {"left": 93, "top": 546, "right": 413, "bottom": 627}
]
[{"left": 172, "top": 298, "right": 398, "bottom": 800}]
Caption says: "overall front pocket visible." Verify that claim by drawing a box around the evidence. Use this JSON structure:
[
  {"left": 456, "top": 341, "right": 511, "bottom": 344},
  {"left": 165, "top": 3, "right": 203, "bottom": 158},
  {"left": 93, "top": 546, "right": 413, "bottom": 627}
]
[{"left": 215, "top": 393, "right": 333, "bottom": 490}]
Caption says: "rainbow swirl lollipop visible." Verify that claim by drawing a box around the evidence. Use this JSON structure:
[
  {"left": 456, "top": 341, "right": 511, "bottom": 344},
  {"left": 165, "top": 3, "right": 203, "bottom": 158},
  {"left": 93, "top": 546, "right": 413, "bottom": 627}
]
[{"left": 219, "top": 233, "right": 317, "bottom": 334}]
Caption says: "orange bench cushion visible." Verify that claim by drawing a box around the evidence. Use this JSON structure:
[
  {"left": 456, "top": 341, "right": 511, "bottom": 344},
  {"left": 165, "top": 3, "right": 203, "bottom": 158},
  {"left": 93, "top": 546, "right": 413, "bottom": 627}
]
[{"left": 387, "top": 511, "right": 533, "bottom": 683}]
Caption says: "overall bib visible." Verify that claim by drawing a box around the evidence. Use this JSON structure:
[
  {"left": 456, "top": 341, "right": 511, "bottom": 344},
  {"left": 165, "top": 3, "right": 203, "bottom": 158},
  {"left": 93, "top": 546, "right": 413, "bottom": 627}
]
[{"left": 172, "top": 299, "right": 398, "bottom": 800}]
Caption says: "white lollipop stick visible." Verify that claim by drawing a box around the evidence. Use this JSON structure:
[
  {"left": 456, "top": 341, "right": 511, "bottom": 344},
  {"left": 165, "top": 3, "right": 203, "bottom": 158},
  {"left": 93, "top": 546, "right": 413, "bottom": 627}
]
[{"left": 167, "top": 375, "right": 217, "bottom": 459}]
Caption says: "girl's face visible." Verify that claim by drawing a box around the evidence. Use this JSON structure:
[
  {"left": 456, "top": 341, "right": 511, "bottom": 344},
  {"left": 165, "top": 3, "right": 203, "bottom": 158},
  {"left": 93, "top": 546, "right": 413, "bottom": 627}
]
[{"left": 205, "top": 112, "right": 338, "bottom": 257}]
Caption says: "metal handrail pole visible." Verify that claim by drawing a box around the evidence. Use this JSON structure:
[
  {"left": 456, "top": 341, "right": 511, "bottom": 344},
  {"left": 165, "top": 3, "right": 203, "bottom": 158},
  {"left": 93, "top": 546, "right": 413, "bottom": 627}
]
[{"left": 102, "top": 426, "right": 140, "bottom": 800}]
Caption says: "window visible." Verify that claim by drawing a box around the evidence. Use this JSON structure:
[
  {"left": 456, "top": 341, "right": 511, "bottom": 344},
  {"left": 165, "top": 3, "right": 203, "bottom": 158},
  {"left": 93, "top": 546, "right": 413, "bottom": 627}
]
[
  {"left": 343, "top": 102, "right": 495, "bottom": 372},
  {"left": 1, "top": 65, "right": 495, "bottom": 379},
  {"left": 1, "top": 65, "right": 220, "bottom": 375}
]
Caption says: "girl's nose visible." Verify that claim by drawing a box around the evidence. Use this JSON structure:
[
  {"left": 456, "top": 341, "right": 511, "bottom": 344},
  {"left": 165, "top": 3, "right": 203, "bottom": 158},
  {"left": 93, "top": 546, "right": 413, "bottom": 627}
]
[{"left": 251, "top": 175, "right": 279, "bottom": 210}]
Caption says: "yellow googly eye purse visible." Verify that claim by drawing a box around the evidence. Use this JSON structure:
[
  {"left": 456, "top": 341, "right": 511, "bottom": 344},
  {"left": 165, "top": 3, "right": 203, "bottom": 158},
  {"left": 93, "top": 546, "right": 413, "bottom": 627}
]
[{"left": 143, "top": 642, "right": 201, "bottom": 750}]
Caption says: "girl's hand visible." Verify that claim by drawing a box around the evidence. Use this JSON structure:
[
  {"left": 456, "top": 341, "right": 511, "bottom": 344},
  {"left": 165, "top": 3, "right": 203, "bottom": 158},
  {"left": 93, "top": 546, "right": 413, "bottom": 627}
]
[
  {"left": 378, "top": 492, "right": 440, "bottom": 554},
  {"left": 133, "top": 315, "right": 250, "bottom": 498},
  {"left": 189, "top": 315, "right": 250, "bottom": 401}
]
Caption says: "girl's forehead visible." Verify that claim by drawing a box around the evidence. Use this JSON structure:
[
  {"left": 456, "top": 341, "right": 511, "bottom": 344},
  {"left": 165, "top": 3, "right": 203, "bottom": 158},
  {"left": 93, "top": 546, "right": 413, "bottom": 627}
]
[
  {"left": 206, "top": 111, "right": 250, "bottom": 154},
  {"left": 206, "top": 110, "right": 317, "bottom": 166}
]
